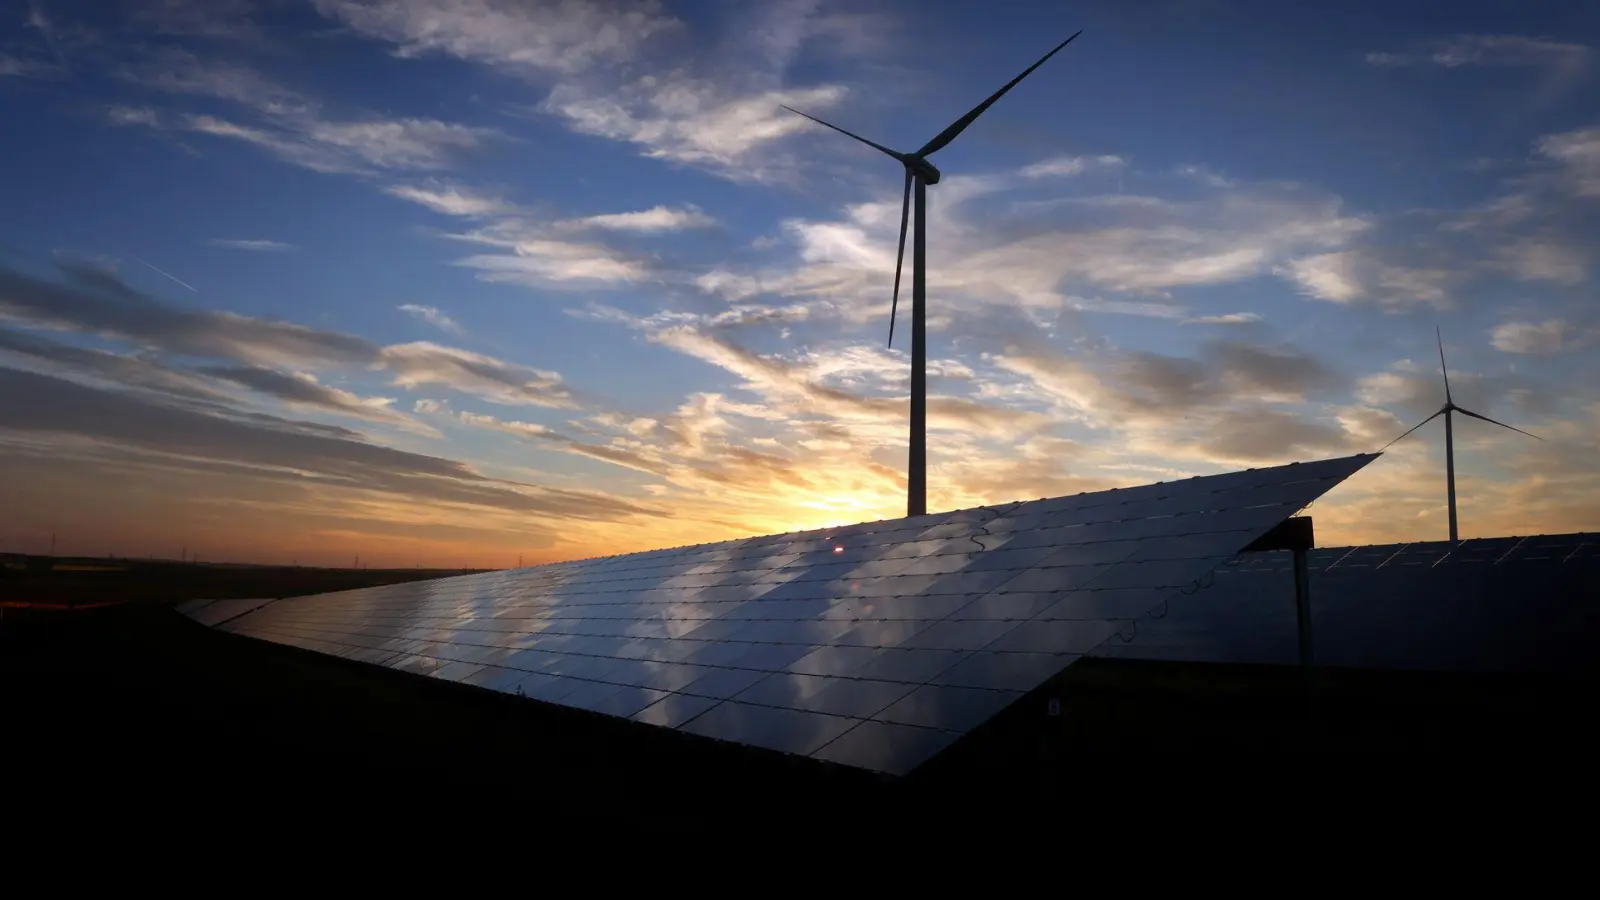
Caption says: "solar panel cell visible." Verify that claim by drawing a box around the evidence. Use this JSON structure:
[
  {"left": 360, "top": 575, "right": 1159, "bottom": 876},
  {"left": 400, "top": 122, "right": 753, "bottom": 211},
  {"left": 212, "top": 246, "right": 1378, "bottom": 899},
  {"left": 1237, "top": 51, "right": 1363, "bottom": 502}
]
[
  {"left": 680, "top": 665, "right": 770, "bottom": 699},
  {"left": 929, "top": 650, "right": 1075, "bottom": 691},
  {"left": 849, "top": 646, "right": 970, "bottom": 682},
  {"left": 810, "top": 720, "right": 960, "bottom": 776},
  {"left": 734, "top": 672, "right": 916, "bottom": 720},
  {"left": 984, "top": 617, "right": 1129, "bottom": 654},
  {"left": 584, "top": 686, "right": 671, "bottom": 719},
  {"left": 944, "top": 591, "right": 1063, "bottom": 621},
  {"left": 874, "top": 684, "right": 1021, "bottom": 732},
  {"left": 896, "top": 619, "right": 1021, "bottom": 651},
  {"left": 678, "top": 701, "right": 858, "bottom": 757},
  {"left": 631, "top": 692, "right": 721, "bottom": 729}
]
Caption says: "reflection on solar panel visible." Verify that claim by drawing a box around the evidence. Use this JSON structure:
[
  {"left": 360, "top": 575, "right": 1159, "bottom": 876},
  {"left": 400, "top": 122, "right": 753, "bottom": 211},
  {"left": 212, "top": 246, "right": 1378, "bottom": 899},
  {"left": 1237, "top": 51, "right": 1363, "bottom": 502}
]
[
  {"left": 1095, "top": 532, "right": 1600, "bottom": 674},
  {"left": 189, "top": 454, "right": 1374, "bottom": 774}
]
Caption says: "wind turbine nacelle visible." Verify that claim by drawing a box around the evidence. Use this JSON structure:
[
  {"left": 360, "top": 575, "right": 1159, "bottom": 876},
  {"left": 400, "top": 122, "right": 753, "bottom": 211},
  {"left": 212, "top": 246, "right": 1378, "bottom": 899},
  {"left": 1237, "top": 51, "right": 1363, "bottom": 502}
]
[{"left": 908, "top": 157, "right": 942, "bottom": 184}]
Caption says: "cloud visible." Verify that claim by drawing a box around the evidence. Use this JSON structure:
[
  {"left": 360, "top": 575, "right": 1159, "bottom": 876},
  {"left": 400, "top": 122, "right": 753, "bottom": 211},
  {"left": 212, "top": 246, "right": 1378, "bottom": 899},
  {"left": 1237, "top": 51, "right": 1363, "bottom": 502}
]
[
  {"left": 994, "top": 342, "right": 1361, "bottom": 467},
  {"left": 994, "top": 337, "right": 1339, "bottom": 427},
  {"left": 0, "top": 261, "right": 371, "bottom": 368},
  {"left": 1186, "top": 312, "right": 1262, "bottom": 325},
  {"left": 105, "top": 106, "right": 162, "bottom": 127},
  {"left": 1365, "top": 35, "right": 1590, "bottom": 71},
  {"left": 384, "top": 191, "right": 697, "bottom": 289},
  {"left": 26, "top": 0, "right": 68, "bottom": 68},
  {"left": 446, "top": 407, "right": 672, "bottom": 477},
  {"left": 1366, "top": 35, "right": 1593, "bottom": 109},
  {"left": 0, "top": 52, "right": 52, "bottom": 78},
  {"left": 1371, "top": 123, "right": 1600, "bottom": 299},
  {"left": 380, "top": 342, "right": 577, "bottom": 408},
  {"left": 427, "top": 391, "right": 931, "bottom": 537},
  {"left": 728, "top": 164, "right": 1370, "bottom": 327},
  {"left": 182, "top": 112, "right": 500, "bottom": 175},
  {"left": 455, "top": 244, "right": 648, "bottom": 285},
  {"left": 193, "top": 364, "right": 435, "bottom": 433},
  {"left": 1353, "top": 355, "right": 1549, "bottom": 428},
  {"left": 1284, "top": 250, "right": 1455, "bottom": 309},
  {"left": 1498, "top": 235, "right": 1588, "bottom": 285},
  {"left": 398, "top": 304, "right": 463, "bottom": 335},
  {"left": 306, "top": 0, "right": 864, "bottom": 179},
  {"left": 546, "top": 80, "right": 850, "bottom": 174},
  {"left": 209, "top": 238, "right": 294, "bottom": 252},
  {"left": 447, "top": 221, "right": 651, "bottom": 284},
  {"left": 0, "top": 262, "right": 577, "bottom": 409},
  {"left": 115, "top": 53, "right": 505, "bottom": 176},
  {"left": 580, "top": 205, "right": 716, "bottom": 232},
  {"left": 1490, "top": 319, "right": 1582, "bottom": 355},
  {"left": 1019, "top": 155, "right": 1126, "bottom": 179},
  {"left": 129, "top": 0, "right": 267, "bottom": 42},
  {"left": 121, "top": 49, "right": 310, "bottom": 115},
  {"left": 311, "top": 0, "right": 680, "bottom": 75},
  {"left": 0, "top": 325, "right": 231, "bottom": 406},
  {"left": 1538, "top": 126, "right": 1600, "bottom": 197},
  {"left": 0, "top": 365, "right": 658, "bottom": 522},
  {"left": 304, "top": 117, "right": 500, "bottom": 170},
  {"left": 384, "top": 181, "right": 510, "bottom": 217},
  {"left": 182, "top": 114, "right": 358, "bottom": 174},
  {"left": 1192, "top": 407, "right": 1357, "bottom": 463},
  {"left": 653, "top": 324, "right": 1046, "bottom": 438}
]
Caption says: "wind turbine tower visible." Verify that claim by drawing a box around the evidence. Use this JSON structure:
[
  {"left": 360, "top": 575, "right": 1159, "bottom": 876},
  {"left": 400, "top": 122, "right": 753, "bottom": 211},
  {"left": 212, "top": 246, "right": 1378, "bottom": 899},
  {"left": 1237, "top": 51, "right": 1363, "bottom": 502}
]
[
  {"left": 783, "top": 30, "right": 1083, "bottom": 517},
  {"left": 1384, "top": 327, "right": 1542, "bottom": 543}
]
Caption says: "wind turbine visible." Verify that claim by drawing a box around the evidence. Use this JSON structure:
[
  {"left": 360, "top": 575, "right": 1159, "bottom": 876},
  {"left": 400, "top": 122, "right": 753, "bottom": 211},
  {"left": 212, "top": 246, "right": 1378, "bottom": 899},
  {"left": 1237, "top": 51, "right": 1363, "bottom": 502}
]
[
  {"left": 1383, "top": 327, "right": 1542, "bottom": 543},
  {"left": 783, "top": 30, "right": 1083, "bottom": 518}
]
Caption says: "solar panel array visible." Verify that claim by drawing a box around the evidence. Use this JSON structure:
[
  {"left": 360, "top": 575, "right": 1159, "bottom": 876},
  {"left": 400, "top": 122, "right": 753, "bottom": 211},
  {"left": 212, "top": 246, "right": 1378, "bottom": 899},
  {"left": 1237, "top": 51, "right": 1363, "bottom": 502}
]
[
  {"left": 197, "top": 454, "right": 1373, "bottom": 775},
  {"left": 1095, "top": 532, "right": 1600, "bottom": 674},
  {"left": 1225, "top": 532, "right": 1597, "bottom": 574}
]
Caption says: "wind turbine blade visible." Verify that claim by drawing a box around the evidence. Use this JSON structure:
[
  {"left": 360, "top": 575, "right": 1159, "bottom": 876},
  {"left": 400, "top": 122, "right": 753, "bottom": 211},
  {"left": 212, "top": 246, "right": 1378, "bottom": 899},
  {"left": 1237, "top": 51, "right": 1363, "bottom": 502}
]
[
  {"left": 780, "top": 106, "right": 903, "bottom": 161},
  {"left": 1381, "top": 409, "right": 1445, "bottom": 451},
  {"left": 1436, "top": 325, "right": 1452, "bottom": 405},
  {"left": 1455, "top": 406, "right": 1544, "bottom": 441},
  {"left": 888, "top": 168, "right": 911, "bottom": 349},
  {"left": 916, "top": 30, "right": 1083, "bottom": 158}
]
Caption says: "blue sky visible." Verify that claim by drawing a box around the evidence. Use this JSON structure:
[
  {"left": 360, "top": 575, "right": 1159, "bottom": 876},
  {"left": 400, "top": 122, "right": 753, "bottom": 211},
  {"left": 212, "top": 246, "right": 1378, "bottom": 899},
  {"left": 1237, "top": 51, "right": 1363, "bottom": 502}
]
[{"left": 0, "top": 0, "right": 1596, "bottom": 566}]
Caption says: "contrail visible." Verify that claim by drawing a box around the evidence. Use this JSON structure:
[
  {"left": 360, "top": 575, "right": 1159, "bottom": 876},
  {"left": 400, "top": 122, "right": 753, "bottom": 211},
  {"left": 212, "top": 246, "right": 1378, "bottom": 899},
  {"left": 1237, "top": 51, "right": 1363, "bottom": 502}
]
[{"left": 130, "top": 255, "right": 198, "bottom": 293}]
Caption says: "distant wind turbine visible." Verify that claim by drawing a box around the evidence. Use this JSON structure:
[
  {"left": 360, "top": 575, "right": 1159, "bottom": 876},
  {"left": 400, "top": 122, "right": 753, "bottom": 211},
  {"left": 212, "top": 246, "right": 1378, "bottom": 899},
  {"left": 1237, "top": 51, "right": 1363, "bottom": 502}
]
[
  {"left": 1383, "top": 327, "right": 1542, "bottom": 543},
  {"left": 782, "top": 30, "right": 1083, "bottom": 518}
]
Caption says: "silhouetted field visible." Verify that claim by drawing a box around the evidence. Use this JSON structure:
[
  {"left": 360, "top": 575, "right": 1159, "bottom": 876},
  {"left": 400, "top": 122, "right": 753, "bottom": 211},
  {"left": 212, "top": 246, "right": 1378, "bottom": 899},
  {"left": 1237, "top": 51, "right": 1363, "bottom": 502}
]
[
  {"left": 0, "top": 554, "right": 486, "bottom": 611},
  {"left": 7, "top": 597, "right": 1594, "bottom": 815}
]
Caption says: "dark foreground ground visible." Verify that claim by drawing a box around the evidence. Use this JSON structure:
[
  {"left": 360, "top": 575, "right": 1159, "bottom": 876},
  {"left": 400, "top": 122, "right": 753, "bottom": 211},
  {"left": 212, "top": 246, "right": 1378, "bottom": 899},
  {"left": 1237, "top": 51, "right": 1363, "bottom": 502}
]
[{"left": 9, "top": 593, "right": 1596, "bottom": 817}]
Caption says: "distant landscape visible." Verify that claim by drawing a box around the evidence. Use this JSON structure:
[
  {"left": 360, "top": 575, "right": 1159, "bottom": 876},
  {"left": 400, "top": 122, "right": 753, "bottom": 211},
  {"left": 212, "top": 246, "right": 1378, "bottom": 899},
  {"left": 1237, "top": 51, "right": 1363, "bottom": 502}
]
[{"left": 0, "top": 554, "right": 489, "bottom": 613}]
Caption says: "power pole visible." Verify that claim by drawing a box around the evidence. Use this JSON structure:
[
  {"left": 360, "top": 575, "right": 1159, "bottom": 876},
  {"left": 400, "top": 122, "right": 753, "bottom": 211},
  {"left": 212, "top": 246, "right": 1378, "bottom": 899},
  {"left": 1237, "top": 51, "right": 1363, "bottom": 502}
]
[{"left": 50, "top": 532, "right": 57, "bottom": 556}]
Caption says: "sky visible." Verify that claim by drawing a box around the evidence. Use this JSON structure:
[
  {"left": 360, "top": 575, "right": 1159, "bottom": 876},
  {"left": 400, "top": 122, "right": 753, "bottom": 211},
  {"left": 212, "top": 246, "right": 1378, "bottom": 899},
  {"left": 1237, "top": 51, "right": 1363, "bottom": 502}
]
[{"left": 1, "top": 0, "right": 1597, "bottom": 568}]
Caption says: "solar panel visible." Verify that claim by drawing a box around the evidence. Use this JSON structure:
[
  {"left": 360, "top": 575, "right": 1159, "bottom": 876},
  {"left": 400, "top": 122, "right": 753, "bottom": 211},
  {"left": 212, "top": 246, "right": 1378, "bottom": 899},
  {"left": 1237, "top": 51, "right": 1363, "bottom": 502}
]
[
  {"left": 190, "top": 454, "right": 1374, "bottom": 775},
  {"left": 1096, "top": 531, "right": 1600, "bottom": 674}
]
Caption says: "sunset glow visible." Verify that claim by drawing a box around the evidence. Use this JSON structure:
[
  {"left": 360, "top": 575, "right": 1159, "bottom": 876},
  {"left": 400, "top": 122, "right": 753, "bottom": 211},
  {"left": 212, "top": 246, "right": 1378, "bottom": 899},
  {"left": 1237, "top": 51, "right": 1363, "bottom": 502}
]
[{"left": 1, "top": 2, "right": 1596, "bottom": 569}]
